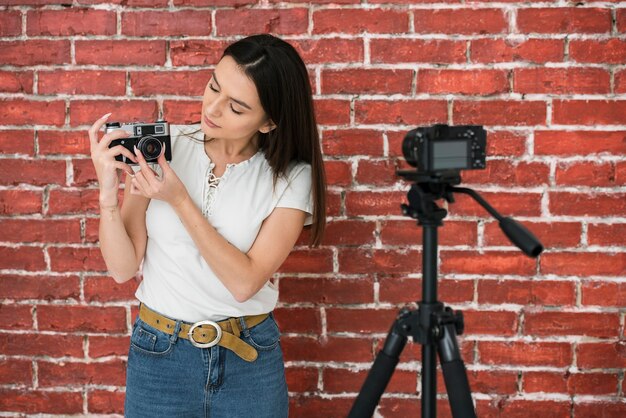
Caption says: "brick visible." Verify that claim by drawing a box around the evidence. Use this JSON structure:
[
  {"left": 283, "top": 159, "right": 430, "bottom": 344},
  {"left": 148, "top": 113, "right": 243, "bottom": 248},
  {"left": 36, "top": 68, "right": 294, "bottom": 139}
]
[
  {"left": 324, "top": 219, "right": 376, "bottom": 246},
  {"left": 514, "top": 68, "right": 610, "bottom": 94},
  {"left": 0, "top": 70, "right": 33, "bottom": 94},
  {"left": 478, "top": 399, "right": 571, "bottom": 418},
  {"left": 313, "top": 9, "right": 409, "bottom": 34},
  {"left": 0, "top": 40, "right": 70, "bottom": 66},
  {"left": 525, "top": 311, "right": 619, "bottom": 338},
  {"left": 0, "top": 390, "right": 83, "bottom": 414},
  {"left": 38, "top": 130, "right": 90, "bottom": 156},
  {"left": 355, "top": 100, "right": 447, "bottom": 125},
  {"left": 323, "top": 368, "right": 416, "bottom": 393},
  {"left": 470, "top": 38, "right": 564, "bottom": 63},
  {"left": 478, "top": 341, "right": 572, "bottom": 367},
  {"left": 0, "top": 190, "right": 42, "bottom": 215},
  {"left": 484, "top": 221, "right": 582, "bottom": 248},
  {"left": 0, "top": 99, "right": 65, "bottom": 126},
  {"left": 87, "top": 389, "right": 125, "bottom": 414},
  {"left": 324, "top": 160, "right": 352, "bottom": 187},
  {"left": 0, "top": 332, "right": 83, "bottom": 357},
  {"left": 72, "top": 158, "right": 97, "bottom": 186},
  {"left": 0, "top": 10, "right": 22, "bottom": 36},
  {"left": 0, "top": 360, "right": 31, "bottom": 385},
  {"left": 122, "top": 10, "right": 211, "bottom": 36},
  {"left": 588, "top": 223, "right": 626, "bottom": 246},
  {"left": 48, "top": 247, "right": 106, "bottom": 272},
  {"left": 553, "top": 100, "right": 626, "bottom": 125},
  {"left": 451, "top": 191, "right": 542, "bottom": 217},
  {"left": 48, "top": 189, "right": 100, "bottom": 215},
  {"left": 88, "top": 335, "right": 131, "bottom": 358},
  {"left": 540, "top": 252, "right": 625, "bottom": 277},
  {"left": 84, "top": 276, "right": 139, "bottom": 302},
  {"left": 338, "top": 248, "right": 421, "bottom": 275},
  {"left": 285, "top": 367, "right": 318, "bottom": 393},
  {"left": 37, "top": 305, "right": 127, "bottom": 333},
  {"left": 39, "top": 360, "right": 126, "bottom": 387},
  {"left": 294, "top": 38, "right": 364, "bottom": 64},
  {"left": 289, "top": 396, "right": 354, "bottom": 418},
  {"left": 0, "top": 305, "right": 32, "bottom": 330},
  {"left": 0, "top": 246, "right": 46, "bottom": 271},
  {"left": 216, "top": 9, "right": 308, "bottom": 35},
  {"left": 130, "top": 70, "right": 211, "bottom": 96},
  {"left": 0, "top": 129, "right": 34, "bottom": 155},
  {"left": 170, "top": 40, "right": 229, "bottom": 66},
  {"left": 321, "top": 129, "right": 384, "bottom": 157},
  {"left": 69, "top": 99, "right": 158, "bottom": 127},
  {"left": 380, "top": 220, "right": 478, "bottom": 246},
  {"left": 0, "top": 159, "right": 66, "bottom": 186},
  {"left": 484, "top": 130, "right": 527, "bottom": 157},
  {"left": 379, "top": 277, "right": 474, "bottom": 304},
  {"left": 39, "top": 70, "right": 125, "bottom": 96},
  {"left": 355, "top": 159, "right": 400, "bottom": 186},
  {"left": 574, "top": 402, "right": 626, "bottom": 417},
  {"left": 326, "top": 308, "right": 399, "bottom": 333},
  {"left": 0, "top": 274, "right": 80, "bottom": 300},
  {"left": 27, "top": 9, "right": 115, "bottom": 36},
  {"left": 279, "top": 277, "right": 374, "bottom": 304},
  {"left": 173, "top": 0, "right": 255, "bottom": 6},
  {"left": 440, "top": 251, "right": 537, "bottom": 275},
  {"left": 417, "top": 69, "right": 509, "bottom": 95},
  {"left": 577, "top": 342, "right": 626, "bottom": 369},
  {"left": 0, "top": 219, "right": 81, "bottom": 243},
  {"left": 478, "top": 278, "right": 575, "bottom": 306},
  {"left": 555, "top": 161, "right": 617, "bottom": 187},
  {"left": 314, "top": 99, "right": 351, "bottom": 125},
  {"left": 371, "top": 38, "right": 466, "bottom": 64},
  {"left": 582, "top": 281, "right": 626, "bottom": 307},
  {"left": 282, "top": 336, "right": 373, "bottom": 362},
  {"left": 279, "top": 248, "right": 333, "bottom": 273},
  {"left": 469, "top": 370, "right": 518, "bottom": 395},
  {"left": 413, "top": 9, "right": 506, "bottom": 34},
  {"left": 345, "top": 191, "right": 407, "bottom": 216},
  {"left": 162, "top": 100, "right": 202, "bottom": 124},
  {"left": 274, "top": 307, "right": 322, "bottom": 334},
  {"left": 461, "top": 160, "right": 549, "bottom": 186},
  {"left": 75, "top": 40, "right": 166, "bottom": 66},
  {"left": 322, "top": 69, "right": 412, "bottom": 95},
  {"left": 453, "top": 100, "right": 546, "bottom": 126},
  {"left": 463, "top": 310, "right": 519, "bottom": 336},
  {"left": 549, "top": 192, "right": 625, "bottom": 217},
  {"left": 569, "top": 39, "right": 626, "bottom": 64},
  {"left": 517, "top": 8, "right": 611, "bottom": 34},
  {"left": 534, "top": 130, "right": 626, "bottom": 156}
]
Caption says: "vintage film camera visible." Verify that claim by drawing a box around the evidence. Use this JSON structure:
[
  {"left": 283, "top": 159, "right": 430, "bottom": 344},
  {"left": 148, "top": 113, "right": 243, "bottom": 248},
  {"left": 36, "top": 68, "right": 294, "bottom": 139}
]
[
  {"left": 402, "top": 124, "right": 486, "bottom": 175},
  {"left": 105, "top": 120, "right": 172, "bottom": 165}
]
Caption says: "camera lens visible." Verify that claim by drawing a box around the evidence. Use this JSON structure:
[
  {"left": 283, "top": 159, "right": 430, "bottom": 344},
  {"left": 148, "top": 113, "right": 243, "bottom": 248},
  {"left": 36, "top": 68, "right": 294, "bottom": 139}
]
[
  {"left": 137, "top": 136, "right": 162, "bottom": 160},
  {"left": 402, "top": 130, "right": 421, "bottom": 168}
]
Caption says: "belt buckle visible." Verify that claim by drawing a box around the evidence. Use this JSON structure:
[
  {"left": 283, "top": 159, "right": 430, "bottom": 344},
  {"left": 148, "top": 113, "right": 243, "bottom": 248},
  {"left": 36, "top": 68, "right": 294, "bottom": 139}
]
[{"left": 188, "top": 320, "right": 222, "bottom": 348}]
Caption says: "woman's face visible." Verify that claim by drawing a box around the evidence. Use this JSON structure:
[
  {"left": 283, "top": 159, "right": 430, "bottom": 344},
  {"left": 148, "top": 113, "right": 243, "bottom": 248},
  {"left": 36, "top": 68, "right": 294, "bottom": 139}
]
[{"left": 201, "top": 55, "right": 274, "bottom": 144}]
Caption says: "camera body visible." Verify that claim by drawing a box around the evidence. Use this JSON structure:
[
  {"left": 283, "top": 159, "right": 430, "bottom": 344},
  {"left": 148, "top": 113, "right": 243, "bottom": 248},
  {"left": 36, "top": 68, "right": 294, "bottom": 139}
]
[
  {"left": 402, "top": 124, "right": 486, "bottom": 175},
  {"left": 105, "top": 120, "right": 172, "bottom": 165}
]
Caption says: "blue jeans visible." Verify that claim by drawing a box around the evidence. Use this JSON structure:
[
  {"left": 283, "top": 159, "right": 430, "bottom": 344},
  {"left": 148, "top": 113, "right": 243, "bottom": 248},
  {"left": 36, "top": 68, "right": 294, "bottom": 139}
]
[{"left": 124, "top": 309, "right": 288, "bottom": 418}]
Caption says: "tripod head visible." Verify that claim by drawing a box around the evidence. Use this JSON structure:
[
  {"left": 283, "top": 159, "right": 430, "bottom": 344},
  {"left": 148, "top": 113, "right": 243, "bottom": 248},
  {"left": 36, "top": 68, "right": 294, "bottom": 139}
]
[{"left": 397, "top": 168, "right": 543, "bottom": 258}]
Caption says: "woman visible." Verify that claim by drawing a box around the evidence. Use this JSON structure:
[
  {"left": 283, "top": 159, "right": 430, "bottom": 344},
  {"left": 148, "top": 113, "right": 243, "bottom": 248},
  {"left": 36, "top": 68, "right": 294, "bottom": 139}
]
[{"left": 89, "top": 34, "right": 326, "bottom": 417}]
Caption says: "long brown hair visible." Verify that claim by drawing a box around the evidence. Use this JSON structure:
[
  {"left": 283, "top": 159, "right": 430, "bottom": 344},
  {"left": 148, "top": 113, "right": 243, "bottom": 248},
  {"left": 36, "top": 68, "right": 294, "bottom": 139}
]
[{"left": 185, "top": 34, "right": 326, "bottom": 246}]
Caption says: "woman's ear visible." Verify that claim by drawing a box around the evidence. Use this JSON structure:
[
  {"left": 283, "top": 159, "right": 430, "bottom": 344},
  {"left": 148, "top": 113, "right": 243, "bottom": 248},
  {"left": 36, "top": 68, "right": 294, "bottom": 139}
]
[{"left": 259, "top": 119, "right": 276, "bottom": 134}]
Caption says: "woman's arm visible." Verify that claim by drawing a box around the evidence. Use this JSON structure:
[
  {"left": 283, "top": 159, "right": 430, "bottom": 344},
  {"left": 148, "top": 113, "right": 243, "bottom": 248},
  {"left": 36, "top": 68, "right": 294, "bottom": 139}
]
[{"left": 172, "top": 196, "right": 306, "bottom": 302}]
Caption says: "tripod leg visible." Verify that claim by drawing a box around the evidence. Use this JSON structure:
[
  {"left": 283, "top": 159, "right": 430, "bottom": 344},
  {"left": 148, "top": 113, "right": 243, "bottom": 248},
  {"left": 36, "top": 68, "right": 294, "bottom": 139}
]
[
  {"left": 348, "top": 324, "right": 408, "bottom": 418},
  {"left": 438, "top": 323, "right": 476, "bottom": 418}
]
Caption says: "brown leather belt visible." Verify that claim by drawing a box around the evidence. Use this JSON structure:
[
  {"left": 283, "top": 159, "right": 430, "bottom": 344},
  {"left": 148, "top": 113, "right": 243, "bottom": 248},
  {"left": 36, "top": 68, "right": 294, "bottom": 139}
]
[{"left": 138, "top": 304, "right": 269, "bottom": 362}]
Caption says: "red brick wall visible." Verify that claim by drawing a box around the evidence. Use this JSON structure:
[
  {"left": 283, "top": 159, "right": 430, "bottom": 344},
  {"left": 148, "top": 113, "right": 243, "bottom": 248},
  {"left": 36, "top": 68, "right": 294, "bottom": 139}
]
[{"left": 1, "top": 1, "right": 625, "bottom": 416}]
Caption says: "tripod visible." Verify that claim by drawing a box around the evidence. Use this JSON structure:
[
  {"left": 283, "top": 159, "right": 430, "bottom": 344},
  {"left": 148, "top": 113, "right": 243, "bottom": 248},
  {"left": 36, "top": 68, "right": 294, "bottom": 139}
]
[{"left": 348, "top": 171, "right": 543, "bottom": 418}]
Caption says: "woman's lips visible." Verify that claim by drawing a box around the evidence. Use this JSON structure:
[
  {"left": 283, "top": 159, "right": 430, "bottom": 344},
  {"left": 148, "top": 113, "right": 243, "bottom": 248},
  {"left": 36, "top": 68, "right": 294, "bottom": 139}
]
[{"left": 204, "top": 115, "right": 220, "bottom": 128}]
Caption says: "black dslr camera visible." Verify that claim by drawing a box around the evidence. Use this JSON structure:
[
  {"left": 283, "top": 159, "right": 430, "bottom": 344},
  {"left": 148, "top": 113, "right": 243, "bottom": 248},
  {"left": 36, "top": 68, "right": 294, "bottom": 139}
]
[
  {"left": 105, "top": 120, "right": 172, "bottom": 165},
  {"left": 402, "top": 124, "right": 486, "bottom": 175}
]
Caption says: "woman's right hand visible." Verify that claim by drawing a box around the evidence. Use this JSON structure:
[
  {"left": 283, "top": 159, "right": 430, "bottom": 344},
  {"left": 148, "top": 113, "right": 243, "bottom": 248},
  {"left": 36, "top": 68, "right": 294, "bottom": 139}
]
[{"left": 88, "top": 113, "right": 138, "bottom": 205}]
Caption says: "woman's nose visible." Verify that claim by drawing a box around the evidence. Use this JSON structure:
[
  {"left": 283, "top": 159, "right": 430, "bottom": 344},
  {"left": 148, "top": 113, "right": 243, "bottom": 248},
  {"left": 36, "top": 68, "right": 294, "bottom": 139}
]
[{"left": 205, "top": 99, "right": 222, "bottom": 118}]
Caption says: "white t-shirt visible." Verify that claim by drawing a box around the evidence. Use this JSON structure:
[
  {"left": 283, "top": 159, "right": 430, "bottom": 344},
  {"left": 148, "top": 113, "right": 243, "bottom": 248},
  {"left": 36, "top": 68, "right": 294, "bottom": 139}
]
[{"left": 134, "top": 124, "right": 313, "bottom": 323}]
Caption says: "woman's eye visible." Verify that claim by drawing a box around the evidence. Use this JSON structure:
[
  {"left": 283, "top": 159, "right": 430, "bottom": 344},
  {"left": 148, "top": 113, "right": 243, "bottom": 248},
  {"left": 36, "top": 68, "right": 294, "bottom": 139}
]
[
  {"left": 230, "top": 105, "right": 243, "bottom": 115},
  {"left": 209, "top": 83, "right": 218, "bottom": 92}
]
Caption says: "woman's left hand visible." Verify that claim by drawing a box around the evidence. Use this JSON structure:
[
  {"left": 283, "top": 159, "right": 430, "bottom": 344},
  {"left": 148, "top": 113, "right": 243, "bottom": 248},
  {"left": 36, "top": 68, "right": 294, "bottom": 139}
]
[{"left": 130, "top": 144, "right": 189, "bottom": 207}]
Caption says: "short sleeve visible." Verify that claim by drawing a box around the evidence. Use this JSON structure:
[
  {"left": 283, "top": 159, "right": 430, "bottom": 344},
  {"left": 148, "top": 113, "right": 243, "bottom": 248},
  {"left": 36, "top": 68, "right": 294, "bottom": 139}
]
[{"left": 275, "top": 162, "right": 314, "bottom": 226}]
